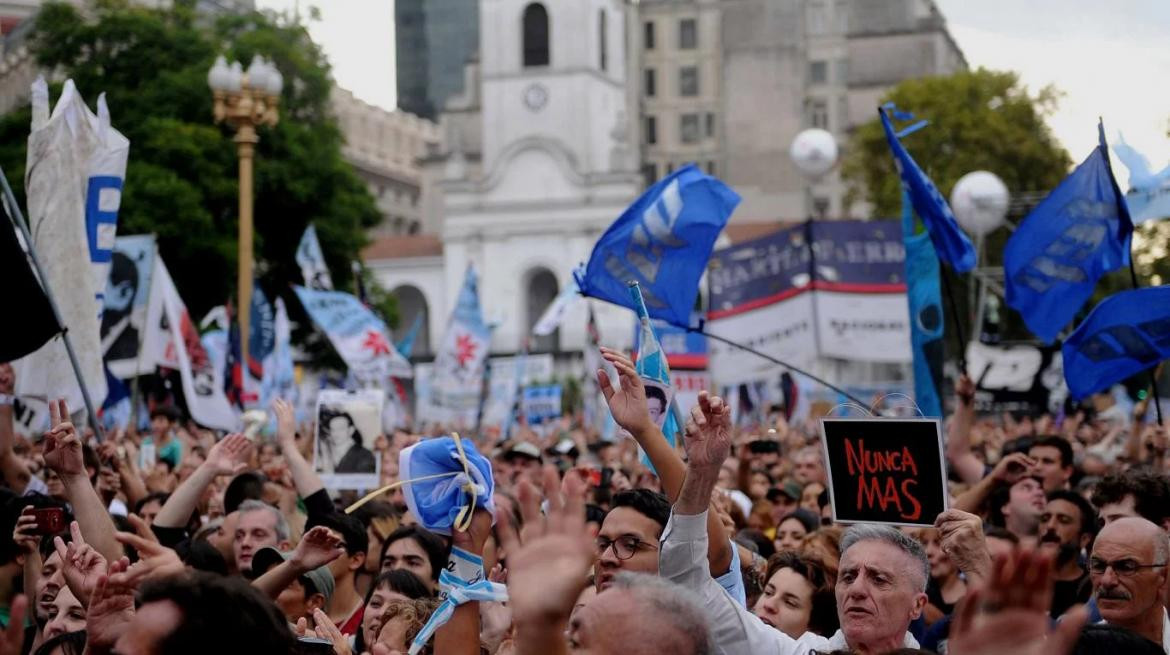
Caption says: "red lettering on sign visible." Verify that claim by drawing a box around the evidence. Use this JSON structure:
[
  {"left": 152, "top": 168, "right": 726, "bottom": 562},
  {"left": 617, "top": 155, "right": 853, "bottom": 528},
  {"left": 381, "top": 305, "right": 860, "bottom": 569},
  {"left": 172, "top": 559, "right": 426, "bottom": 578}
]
[{"left": 845, "top": 438, "right": 923, "bottom": 521}]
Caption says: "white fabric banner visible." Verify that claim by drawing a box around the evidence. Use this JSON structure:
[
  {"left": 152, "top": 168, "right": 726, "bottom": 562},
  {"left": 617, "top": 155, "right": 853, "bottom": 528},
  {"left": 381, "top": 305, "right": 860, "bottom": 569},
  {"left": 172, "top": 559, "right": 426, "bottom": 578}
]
[
  {"left": 707, "top": 294, "right": 819, "bottom": 387},
  {"left": 15, "top": 78, "right": 128, "bottom": 414},
  {"left": 815, "top": 292, "right": 912, "bottom": 363}
]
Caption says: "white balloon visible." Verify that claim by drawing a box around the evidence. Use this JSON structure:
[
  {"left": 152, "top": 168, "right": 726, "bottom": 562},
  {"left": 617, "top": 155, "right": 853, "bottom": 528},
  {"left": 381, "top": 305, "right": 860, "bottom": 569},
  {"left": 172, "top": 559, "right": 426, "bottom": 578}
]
[
  {"left": 789, "top": 128, "right": 839, "bottom": 177},
  {"left": 951, "top": 171, "right": 1009, "bottom": 236}
]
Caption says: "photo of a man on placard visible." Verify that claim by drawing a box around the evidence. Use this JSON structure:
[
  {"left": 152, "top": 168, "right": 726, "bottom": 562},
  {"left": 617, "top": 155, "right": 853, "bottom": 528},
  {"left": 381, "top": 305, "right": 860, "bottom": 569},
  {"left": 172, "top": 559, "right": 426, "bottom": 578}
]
[
  {"left": 314, "top": 389, "right": 383, "bottom": 490},
  {"left": 642, "top": 380, "right": 673, "bottom": 429}
]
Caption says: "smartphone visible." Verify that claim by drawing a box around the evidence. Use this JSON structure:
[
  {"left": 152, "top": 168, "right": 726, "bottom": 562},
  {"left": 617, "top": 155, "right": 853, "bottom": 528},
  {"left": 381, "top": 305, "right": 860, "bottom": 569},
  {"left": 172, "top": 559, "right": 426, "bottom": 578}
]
[
  {"left": 748, "top": 440, "right": 780, "bottom": 455},
  {"left": 30, "top": 507, "right": 66, "bottom": 536}
]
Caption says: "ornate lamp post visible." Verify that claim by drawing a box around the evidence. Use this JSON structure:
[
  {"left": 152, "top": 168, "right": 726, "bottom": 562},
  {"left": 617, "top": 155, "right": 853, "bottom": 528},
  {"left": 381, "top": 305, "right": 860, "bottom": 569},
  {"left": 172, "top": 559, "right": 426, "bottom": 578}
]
[{"left": 208, "top": 54, "right": 282, "bottom": 367}]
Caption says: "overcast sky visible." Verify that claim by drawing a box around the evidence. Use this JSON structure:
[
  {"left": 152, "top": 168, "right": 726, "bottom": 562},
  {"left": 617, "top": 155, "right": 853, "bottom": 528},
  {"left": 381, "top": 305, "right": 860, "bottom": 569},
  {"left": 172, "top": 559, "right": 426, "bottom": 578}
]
[{"left": 256, "top": 0, "right": 1170, "bottom": 182}]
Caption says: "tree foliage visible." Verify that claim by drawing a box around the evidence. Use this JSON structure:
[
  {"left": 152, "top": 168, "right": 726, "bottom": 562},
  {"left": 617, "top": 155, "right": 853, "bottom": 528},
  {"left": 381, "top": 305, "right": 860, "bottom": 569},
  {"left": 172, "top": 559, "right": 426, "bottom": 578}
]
[
  {"left": 843, "top": 68, "right": 1072, "bottom": 217},
  {"left": 0, "top": 0, "right": 382, "bottom": 322}
]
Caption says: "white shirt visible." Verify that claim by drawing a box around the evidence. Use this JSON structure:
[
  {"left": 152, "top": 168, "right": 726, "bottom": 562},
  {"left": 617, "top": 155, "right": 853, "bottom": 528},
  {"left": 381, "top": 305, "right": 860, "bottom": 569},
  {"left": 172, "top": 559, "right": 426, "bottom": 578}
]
[{"left": 659, "top": 510, "right": 920, "bottom": 655}]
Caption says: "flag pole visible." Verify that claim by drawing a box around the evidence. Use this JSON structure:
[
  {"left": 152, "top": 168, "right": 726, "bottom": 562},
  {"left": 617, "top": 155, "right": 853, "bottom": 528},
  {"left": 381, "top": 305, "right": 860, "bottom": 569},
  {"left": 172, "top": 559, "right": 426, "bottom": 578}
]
[
  {"left": 1127, "top": 260, "right": 1165, "bottom": 425},
  {"left": 0, "top": 164, "right": 104, "bottom": 440}
]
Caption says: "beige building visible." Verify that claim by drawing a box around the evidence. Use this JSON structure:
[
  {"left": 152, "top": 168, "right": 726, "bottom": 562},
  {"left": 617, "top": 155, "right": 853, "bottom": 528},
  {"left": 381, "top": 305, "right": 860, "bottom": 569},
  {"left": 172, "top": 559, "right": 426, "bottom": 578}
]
[
  {"left": 330, "top": 87, "right": 440, "bottom": 237},
  {"left": 632, "top": 0, "right": 966, "bottom": 221}
]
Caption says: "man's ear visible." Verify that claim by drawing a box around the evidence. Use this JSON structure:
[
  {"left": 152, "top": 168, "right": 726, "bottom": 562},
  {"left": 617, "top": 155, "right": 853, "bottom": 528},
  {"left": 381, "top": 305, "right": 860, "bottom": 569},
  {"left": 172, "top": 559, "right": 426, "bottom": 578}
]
[
  {"left": 279, "top": 539, "right": 292, "bottom": 551},
  {"left": 350, "top": 550, "right": 366, "bottom": 572},
  {"left": 910, "top": 592, "right": 928, "bottom": 621},
  {"left": 308, "top": 593, "right": 327, "bottom": 614}
]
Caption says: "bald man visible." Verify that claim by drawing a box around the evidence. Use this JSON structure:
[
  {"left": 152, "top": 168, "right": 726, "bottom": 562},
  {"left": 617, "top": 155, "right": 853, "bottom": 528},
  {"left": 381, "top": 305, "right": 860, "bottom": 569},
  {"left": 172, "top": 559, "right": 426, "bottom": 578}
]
[{"left": 1090, "top": 517, "right": 1170, "bottom": 651}]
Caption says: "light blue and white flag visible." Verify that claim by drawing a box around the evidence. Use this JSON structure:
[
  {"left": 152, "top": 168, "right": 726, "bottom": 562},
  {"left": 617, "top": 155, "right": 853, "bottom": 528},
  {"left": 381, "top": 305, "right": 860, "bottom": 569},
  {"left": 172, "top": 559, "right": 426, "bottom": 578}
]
[
  {"left": 630, "top": 283, "right": 683, "bottom": 463},
  {"left": 296, "top": 224, "right": 333, "bottom": 290},
  {"left": 1112, "top": 133, "right": 1170, "bottom": 224},
  {"left": 294, "top": 286, "right": 413, "bottom": 382},
  {"left": 433, "top": 267, "right": 491, "bottom": 411},
  {"left": 532, "top": 279, "right": 579, "bottom": 336}
]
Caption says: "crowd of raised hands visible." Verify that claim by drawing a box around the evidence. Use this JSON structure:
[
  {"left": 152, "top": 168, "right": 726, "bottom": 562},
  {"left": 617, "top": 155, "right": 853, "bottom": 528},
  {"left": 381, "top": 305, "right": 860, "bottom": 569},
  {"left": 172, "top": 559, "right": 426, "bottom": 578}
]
[{"left": 1, "top": 353, "right": 1169, "bottom": 655}]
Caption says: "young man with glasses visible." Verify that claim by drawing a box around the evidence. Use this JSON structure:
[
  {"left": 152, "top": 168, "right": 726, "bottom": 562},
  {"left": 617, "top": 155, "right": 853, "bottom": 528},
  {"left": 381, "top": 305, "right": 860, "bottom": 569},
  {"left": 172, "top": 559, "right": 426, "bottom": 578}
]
[
  {"left": 1090, "top": 517, "right": 1170, "bottom": 651},
  {"left": 595, "top": 489, "right": 669, "bottom": 592}
]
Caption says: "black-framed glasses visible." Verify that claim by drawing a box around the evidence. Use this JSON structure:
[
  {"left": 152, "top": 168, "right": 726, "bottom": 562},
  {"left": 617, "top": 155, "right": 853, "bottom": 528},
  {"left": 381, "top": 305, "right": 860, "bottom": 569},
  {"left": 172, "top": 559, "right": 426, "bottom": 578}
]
[
  {"left": 596, "top": 535, "right": 656, "bottom": 561},
  {"left": 1088, "top": 557, "right": 1168, "bottom": 576}
]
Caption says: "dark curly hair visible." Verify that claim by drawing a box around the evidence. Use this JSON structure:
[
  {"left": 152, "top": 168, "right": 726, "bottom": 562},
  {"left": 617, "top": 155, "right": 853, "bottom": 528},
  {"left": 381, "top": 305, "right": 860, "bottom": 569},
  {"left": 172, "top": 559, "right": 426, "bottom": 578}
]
[
  {"left": 609, "top": 489, "right": 672, "bottom": 533},
  {"left": 1090, "top": 470, "right": 1170, "bottom": 526},
  {"left": 762, "top": 551, "right": 839, "bottom": 637}
]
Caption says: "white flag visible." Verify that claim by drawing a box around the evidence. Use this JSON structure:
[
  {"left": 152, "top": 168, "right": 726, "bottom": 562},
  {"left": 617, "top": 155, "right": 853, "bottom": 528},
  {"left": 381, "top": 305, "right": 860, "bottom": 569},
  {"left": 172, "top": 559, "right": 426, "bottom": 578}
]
[
  {"left": 142, "top": 255, "right": 238, "bottom": 430},
  {"left": 296, "top": 224, "right": 333, "bottom": 290},
  {"left": 15, "top": 78, "right": 129, "bottom": 414},
  {"left": 531, "top": 279, "right": 580, "bottom": 337}
]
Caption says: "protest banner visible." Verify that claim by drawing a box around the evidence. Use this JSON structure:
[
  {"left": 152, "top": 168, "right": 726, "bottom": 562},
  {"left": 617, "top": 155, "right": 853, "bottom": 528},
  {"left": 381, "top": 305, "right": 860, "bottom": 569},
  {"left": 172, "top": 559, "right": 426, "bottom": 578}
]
[
  {"left": 522, "top": 385, "right": 562, "bottom": 426},
  {"left": 102, "top": 235, "right": 156, "bottom": 378},
  {"left": 293, "top": 285, "right": 413, "bottom": 382},
  {"left": 819, "top": 417, "right": 947, "bottom": 527},
  {"left": 966, "top": 341, "right": 1065, "bottom": 414},
  {"left": 314, "top": 388, "right": 383, "bottom": 490}
]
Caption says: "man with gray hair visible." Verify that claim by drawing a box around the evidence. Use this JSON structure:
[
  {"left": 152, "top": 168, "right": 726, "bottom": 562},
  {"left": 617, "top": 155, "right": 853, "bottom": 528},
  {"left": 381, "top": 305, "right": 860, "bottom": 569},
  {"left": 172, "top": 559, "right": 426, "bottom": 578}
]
[
  {"left": 1090, "top": 516, "right": 1170, "bottom": 651},
  {"left": 573, "top": 572, "right": 714, "bottom": 655},
  {"left": 234, "top": 499, "right": 291, "bottom": 574},
  {"left": 662, "top": 391, "right": 927, "bottom": 654}
]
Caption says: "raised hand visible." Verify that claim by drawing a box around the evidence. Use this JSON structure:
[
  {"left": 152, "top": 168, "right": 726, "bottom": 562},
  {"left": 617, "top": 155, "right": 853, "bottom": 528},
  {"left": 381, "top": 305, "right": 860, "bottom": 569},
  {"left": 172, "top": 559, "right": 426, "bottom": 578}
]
[
  {"left": 990, "top": 451, "right": 1037, "bottom": 485},
  {"left": 451, "top": 507, "right": 494, "bottom": 556},
  {"left": 13, "top": 507, "right": 41, "bottom": 555},
  {"left": 948, "top": 550, "right": 1087, "bottom": 655},
  {"left": 289, "top": 526, "right": 345, "bottom": 572},
  {"left": 955, "top": 373, "right": 975, "bottom": 407},
  {"left": 54, "top": 521, "right": 108, "bottom": 605},
  {"left": 0, "top": 363, "right": 13, "bottom": 395},
  {"left": 85, "top": 559, "right": 136, "bottom": 652},
  {"left": 934, "top": 509, "right": 992, "bottom": 584},
  {"left": 0, "top": 594, "right": 26, "bottom": 655},
  {"left": 44, "top": 399, "right": 84, "bottom": 478},
  {"left": 109, "top": 527, "right": 184, "bottom": 588},
  {"left": 683, "top": 391, "right": 732, "bottom": 473},
  {"left": 205, "top": 433, "right": 252, "bottom": 476},
  {"left": 273, "top": 398, "right": 297, "bottom": 451},
  {"left": 597, "top": 347, "right": 653, "bottom": 435},
  {"left": 497, "top": 467, "right": 593, "bottom": 629}
]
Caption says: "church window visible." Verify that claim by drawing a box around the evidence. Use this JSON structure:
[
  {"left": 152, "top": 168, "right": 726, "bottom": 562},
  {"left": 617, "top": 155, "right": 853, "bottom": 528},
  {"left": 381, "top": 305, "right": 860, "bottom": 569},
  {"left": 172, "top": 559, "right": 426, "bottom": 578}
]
[
  {"left": 679, "top": 66, "right": 699, "bottom": 96},
  {"left": 680, "top": 113, "right": 701, "bottom": 144},
  {"left": 644, "top": 68, "right": 657, "bottom": 97},
  {"left": 645, "top": 116, "right": 658, "bottom": 145},
  {"left": 599, "top": 10, "right": 608, "bottom": 71},
  {"left": 679, "top": 18, "right": 697, "bottom": 49},
  {"left": 523, "top": 3, "right": 550, "bottom": 67},
  {"left": 644, "top": 21, "right": 656, "bottom": 49}
]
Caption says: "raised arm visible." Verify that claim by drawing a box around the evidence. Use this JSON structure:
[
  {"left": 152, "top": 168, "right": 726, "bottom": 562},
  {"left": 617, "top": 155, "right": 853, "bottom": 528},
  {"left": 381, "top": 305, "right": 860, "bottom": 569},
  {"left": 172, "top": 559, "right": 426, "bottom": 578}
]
[
  {"left": 44, "top": 399, "right": 121, "bottom": 561},
  {"left": 251, "top": 526, "right": 343, "bottom": 600},
  {"left": 952, "top": 452, "right": 1035, "bottom": 514},
  {"left": 0, "top": 363, "right": 32, "bottom": 494},
  {"left": 945, "top": 375, "right": 985, "bottom": 485},
  {"left": 597, "top": 347, "right": 732, "bottom": 577},
  {"left": 152, "top": 433, "right": 250, "bottom": 530},
  {"left": 273, "top": 399, "right": 325, "bottom": 501}
]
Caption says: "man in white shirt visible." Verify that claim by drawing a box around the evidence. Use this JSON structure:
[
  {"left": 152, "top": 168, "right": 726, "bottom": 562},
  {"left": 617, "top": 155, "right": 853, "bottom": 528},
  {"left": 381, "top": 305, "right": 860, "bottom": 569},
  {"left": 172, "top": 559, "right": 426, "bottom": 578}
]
[
  {"left": 1091, "top": 517, "right": 1170, "bottom": 653},
  {"left": 662, "top": 390, "right": 925, "bottom": 655}
]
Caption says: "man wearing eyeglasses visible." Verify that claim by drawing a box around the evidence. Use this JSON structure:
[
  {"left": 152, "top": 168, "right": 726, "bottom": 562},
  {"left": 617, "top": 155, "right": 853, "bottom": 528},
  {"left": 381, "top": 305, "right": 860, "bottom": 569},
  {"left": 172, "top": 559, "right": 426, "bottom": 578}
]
[
  {"left": 1090, "top": 517, "right": 1170, "bottom": 651},
  {"left": 594, "top": 489, "right": 670, "bottom": 592}
]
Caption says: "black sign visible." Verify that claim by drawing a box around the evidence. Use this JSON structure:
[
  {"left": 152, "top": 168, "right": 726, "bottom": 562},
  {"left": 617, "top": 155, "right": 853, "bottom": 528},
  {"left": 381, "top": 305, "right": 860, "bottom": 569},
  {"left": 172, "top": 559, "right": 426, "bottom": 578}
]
[{"left": 819, "top": 418, "right": 947, "bottom": 527}]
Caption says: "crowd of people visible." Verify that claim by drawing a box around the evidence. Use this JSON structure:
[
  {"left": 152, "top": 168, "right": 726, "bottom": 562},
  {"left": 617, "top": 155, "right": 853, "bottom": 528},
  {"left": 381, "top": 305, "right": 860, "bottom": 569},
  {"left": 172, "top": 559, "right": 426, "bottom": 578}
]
[{"left": 1, "top": 347, "right": 1169, "bottom": 655}]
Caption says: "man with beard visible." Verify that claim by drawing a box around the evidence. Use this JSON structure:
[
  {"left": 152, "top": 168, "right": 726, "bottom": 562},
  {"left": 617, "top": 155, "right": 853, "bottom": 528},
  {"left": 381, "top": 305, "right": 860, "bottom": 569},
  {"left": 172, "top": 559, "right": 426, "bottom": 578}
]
[{"left": 1039, "top": 490, "right": 1097, "bottom": 618}]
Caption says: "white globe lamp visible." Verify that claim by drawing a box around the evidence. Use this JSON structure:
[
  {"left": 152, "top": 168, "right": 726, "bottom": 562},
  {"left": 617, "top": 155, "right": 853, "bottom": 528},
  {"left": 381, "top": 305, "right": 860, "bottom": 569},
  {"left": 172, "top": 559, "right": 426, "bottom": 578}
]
[
  {"left": 789, "top": 128, "right": 839, "bottom": 178},
  {"left": 951, "top": 171, "right": 1010, "bottom": 236}
]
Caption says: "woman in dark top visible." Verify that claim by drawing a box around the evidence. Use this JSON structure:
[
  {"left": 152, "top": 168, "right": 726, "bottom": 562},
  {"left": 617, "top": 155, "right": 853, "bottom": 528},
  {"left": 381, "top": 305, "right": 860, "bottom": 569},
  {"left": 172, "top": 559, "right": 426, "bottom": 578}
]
[{"left": 915, "top": 527, "right": 966, "bottom": 625}]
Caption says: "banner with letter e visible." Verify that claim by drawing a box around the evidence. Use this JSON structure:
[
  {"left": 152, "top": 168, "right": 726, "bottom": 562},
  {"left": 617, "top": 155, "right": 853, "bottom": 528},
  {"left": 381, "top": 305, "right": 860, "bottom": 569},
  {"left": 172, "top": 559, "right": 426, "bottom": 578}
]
[{"left": 819, "top": 418, "right": 947, "bottom": 527}]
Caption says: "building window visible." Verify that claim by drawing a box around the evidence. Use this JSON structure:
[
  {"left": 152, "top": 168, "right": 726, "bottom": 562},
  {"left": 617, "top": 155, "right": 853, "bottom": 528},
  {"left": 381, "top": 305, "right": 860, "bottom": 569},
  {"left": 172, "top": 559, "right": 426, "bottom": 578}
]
[
  {"left": 522, "top": 3, "right": 550, "bottom": 67},
  {"left": 706, "top": 160, "right": 716, "bottom": 175},
  {"left": 679, "top": 66, "right": 699, "bottom": 97},
  {"left": 644, "top": 68, "right": 657, "bottom": 97},
  {"left": 598, "top": 10, "right": 608, "bottom": 71},
  {"left": 809, "top": 99, "right": 829, "bottom": 129},
  {"left": 645, "top": 115, "right": 658, "bottom": 145},
  {"left": 679, "top": 18, "right": 697, "bottom": 49},
  {"left": 641, "top": 162, "right": 658, "bottom": 187},
  {"left": 666, "top": 162, "right": 674, "bottom": 174},
  {"left": 644, "top": 20, "right": 655, "bottom": 49},
  {"left": 806, "top": 1, "right": 826, "bottom": 35},
  {"left": 705, "top": 112, "right": 715, "bottom": 137},
  {"left": 680, "top": 113, "right": 701, "bottom": 144},
  {"left": 809, "top": 60, "right": 828, "bottom": 85},
  {"left": 836, "top": 58, "right": 849, "bottom": 85}
]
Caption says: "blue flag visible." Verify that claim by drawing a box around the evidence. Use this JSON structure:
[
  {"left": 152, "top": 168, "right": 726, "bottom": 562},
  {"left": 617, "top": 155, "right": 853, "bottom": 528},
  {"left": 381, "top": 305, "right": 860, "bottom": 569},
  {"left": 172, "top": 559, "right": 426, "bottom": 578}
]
[
  {"left": 294, "top": 286, "right": 414, "bottom": 382},
  {"left": 432, "top": 267, "right": 492, "bottom": 411},
  {"left": 396, "top": 312, "right": 424, "bottom": 358},
  {"left": 575, "top": 164, "right": 739, "bottom": 327},
  {"left": 1005, "top": 122, "right": 1134, "bottom": 344},
  {"left": 1062, "top": 286, "right": 1170, "bottom": 399},
  {"left": 902, "top": 192, "right": 945, "bottom": 418},
  {"left": 879, "top": 105, "right": 976, "bottom": 273}
]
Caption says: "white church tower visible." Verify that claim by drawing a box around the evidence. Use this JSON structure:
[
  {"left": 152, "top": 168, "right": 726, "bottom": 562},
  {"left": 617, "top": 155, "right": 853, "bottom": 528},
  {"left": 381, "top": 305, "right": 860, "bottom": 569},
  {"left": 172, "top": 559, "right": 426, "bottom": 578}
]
[{"left": 440, "top": 0, "right": 641, "bottom": 355}]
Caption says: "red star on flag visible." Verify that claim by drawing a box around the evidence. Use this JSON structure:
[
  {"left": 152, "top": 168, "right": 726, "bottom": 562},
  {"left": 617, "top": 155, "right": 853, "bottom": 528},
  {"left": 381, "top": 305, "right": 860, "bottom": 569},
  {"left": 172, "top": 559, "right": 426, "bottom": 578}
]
[
  {"left": 455, "top": 333, "right": 478, "bottom": 367},
  {"left": 362, "top": 330, "right": 391, "bottom": 356}
]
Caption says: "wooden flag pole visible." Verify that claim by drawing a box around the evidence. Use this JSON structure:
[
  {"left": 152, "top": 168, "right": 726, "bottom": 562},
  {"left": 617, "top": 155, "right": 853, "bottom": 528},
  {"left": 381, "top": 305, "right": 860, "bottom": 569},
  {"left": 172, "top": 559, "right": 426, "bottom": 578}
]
[{"left": 0, "top": 164, "right": 104, "bottom": 440}]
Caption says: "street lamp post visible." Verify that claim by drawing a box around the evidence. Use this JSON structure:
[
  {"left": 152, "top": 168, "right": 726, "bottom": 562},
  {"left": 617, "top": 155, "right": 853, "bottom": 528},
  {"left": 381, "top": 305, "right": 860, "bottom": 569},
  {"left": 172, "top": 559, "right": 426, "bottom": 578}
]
[{"left": 208, "top": 54, "right": 282, "bottom": 368}]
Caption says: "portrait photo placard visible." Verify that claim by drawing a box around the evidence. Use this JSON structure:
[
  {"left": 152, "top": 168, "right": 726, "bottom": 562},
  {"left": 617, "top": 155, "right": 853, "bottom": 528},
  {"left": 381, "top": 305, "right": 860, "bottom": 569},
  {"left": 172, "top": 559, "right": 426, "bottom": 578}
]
[{"left": 314, "top": 389, "right": 384, "bottom": 490}]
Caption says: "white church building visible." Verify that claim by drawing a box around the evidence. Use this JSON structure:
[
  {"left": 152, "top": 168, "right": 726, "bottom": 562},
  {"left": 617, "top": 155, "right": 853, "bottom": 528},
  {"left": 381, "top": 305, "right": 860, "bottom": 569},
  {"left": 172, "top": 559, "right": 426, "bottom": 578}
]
[{"left": 365, "top": 0, "right": 642, "bottom": 360}]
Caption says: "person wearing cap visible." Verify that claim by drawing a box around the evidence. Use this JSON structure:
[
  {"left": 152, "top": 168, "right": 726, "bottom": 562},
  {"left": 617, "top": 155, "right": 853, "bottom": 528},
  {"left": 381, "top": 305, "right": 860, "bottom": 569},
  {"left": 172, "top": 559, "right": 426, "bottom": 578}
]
[
  {"left": 767, "top": 481, "right": 803, "bottom": 525},
  {"left": 251, "top": 526, "right": 343, "bottom": 629},
  {"left": 501, "top": 442, "right": 542, "bottom": 488}
]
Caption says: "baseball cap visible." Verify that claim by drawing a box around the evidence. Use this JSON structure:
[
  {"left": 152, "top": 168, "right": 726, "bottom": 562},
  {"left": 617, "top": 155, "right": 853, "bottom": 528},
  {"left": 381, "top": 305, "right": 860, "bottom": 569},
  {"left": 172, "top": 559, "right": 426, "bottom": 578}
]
[
  {"left": 503, "top": 442, "right": 542, "bottom": 462},
  {"left": 251, "top": 546, "right": 335, "bottom": 602},
  {"left": 767, "top": 481, "right": 804, "bottom": 503}
]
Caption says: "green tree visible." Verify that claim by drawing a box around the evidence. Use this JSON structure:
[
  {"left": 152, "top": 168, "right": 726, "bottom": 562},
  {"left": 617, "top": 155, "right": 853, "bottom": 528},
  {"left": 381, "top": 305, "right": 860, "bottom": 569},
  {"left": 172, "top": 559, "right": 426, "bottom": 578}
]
[
  {"left": 843, "top": 68, "right": 1072, "bottom": 217},
  {"left": 0, "top": 0, "right": 383, "bottom": 323}
]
